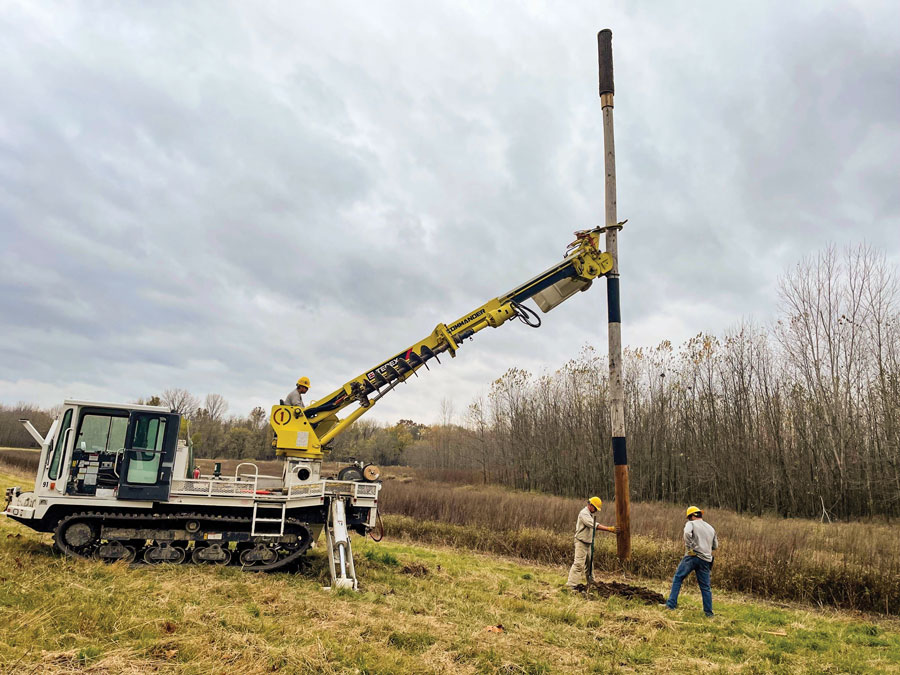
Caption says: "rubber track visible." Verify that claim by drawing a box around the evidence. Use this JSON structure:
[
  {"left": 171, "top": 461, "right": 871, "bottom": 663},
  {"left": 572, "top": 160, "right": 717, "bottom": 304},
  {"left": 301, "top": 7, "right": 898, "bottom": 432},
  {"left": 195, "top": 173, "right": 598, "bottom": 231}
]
[{"left": 53, "top": 510, "right": 312, "bottom": 573}]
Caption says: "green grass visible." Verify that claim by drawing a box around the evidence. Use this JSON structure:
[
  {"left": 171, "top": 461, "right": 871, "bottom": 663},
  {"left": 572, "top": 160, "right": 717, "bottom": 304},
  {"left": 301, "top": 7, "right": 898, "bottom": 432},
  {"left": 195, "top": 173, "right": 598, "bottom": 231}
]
[
  {"left": 2, "top": 469, "right": 899, "bottom": 673},
  {"left": 364, "top": 548, "right": 400, "bottom": 567}
]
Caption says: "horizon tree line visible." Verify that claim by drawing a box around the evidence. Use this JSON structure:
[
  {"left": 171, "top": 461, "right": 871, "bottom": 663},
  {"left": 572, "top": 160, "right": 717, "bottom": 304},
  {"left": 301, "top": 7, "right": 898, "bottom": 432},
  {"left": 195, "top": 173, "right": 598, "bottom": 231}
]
[{"left": 2, "top": 243, "right": 896, "bottom": 519}]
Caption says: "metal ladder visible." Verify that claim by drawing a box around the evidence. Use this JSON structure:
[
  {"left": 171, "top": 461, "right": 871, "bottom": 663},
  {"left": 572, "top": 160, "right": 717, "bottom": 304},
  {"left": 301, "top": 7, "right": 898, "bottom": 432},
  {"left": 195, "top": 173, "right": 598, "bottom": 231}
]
[{"left": 251, "top": 502, "right": 286, "bottom": 536}]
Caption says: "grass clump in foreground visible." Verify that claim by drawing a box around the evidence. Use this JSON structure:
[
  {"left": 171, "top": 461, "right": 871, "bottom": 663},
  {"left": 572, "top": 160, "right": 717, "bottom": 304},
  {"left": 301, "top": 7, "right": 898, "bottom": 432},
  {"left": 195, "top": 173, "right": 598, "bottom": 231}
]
[{"left": 2, "top": 472, "right": 900, "bottom": 673}]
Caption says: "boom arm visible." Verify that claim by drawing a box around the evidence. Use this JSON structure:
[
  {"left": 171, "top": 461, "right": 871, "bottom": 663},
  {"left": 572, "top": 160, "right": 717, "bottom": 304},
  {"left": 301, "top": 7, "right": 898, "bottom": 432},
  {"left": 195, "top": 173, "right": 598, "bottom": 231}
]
[{"left": 270, "top": 228, "right": 613, "bottom": 458}]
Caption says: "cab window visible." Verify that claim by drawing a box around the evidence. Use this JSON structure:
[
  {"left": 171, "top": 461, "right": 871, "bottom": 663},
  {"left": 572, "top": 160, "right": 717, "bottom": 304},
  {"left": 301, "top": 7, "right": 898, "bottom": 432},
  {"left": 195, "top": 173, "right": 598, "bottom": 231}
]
[
  {"left": 48, "top": 409, "right": 73, "bottom": 480},
  {"left": 126, "top": 416, "right": 167, "bottom": 484},
  {"left": 76, "top": 414, "right": 128, "bottom": 454}
]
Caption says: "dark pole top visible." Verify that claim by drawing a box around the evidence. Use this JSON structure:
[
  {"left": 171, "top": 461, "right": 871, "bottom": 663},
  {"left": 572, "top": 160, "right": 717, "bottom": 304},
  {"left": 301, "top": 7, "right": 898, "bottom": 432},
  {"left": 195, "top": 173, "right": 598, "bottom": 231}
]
[{"left": 598, "top": 29, "right": 614, "bottom": 96}]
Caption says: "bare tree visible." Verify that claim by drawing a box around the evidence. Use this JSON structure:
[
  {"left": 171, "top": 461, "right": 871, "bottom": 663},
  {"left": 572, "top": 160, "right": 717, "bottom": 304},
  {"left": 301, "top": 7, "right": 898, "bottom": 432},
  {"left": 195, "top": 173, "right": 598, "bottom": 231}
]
[
  {"left": 204, "top": 394, "right": 228, "bottom": 422},
  {"left": 248, "top": 406, "right": 267, "bottom": 430},
  {"left": 466, "top": 398, "right": 490, "bottom": 483},
  {"left": 161, "top": 388, "right": 199, "bottom": 417}
]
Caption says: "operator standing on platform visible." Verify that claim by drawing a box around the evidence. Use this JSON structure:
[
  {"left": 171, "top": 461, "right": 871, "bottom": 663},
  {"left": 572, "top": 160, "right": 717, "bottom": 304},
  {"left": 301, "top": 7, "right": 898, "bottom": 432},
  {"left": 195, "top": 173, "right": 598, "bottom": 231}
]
[
  {"left": 285, "top": 376, "right": 310, "bottom": 407},
  {"left": 566, "top": 496, "right": 616, "bottom": 588}
]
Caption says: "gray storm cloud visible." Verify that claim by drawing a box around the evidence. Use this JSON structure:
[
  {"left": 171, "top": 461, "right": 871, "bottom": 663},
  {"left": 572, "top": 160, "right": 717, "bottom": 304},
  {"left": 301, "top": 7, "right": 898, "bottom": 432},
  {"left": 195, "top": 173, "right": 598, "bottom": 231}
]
[{"left": 1, "top": 1, "right": 897, "bottom": 423}]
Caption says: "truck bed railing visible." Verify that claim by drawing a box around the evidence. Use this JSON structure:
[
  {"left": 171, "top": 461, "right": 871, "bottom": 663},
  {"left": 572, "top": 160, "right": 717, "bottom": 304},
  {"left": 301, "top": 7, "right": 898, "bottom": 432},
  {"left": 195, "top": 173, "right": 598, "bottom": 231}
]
[{"left": 169, "top": 478, "right": 379, "bottom": 501}]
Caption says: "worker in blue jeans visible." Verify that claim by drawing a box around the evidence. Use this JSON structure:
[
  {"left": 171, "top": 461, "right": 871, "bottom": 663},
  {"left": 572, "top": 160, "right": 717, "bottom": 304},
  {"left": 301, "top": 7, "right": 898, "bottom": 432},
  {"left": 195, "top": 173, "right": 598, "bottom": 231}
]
[{"left": 666, "top": 506, "right": 717, "bottom": 617}]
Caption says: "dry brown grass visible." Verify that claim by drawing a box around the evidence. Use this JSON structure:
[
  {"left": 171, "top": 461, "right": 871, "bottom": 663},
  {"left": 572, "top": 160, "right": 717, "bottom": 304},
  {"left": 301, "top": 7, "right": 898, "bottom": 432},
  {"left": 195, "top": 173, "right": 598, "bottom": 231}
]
[{"left": 0, "top": 448, "right": 39, "bottom": 477}]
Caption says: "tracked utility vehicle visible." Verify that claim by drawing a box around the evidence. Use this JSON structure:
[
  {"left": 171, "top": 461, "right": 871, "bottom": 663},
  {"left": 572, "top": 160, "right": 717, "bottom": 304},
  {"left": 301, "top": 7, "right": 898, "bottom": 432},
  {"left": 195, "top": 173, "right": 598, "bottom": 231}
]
[
  {"left": 4, "top": 228, "right": 614, "bottom": 588},
  {"left": 4, "top": 400, "right": 379, "bottom": 588}
]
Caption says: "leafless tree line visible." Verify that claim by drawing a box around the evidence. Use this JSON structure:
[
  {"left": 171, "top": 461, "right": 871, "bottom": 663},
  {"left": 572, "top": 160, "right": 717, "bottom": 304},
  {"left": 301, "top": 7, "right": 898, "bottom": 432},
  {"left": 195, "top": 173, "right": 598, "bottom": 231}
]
[
  {"left": 413, "top": 245, "right": 900, "bottom": 519},
  {"left": 148, "top": 390, "right": 271, "bottom": 460}
]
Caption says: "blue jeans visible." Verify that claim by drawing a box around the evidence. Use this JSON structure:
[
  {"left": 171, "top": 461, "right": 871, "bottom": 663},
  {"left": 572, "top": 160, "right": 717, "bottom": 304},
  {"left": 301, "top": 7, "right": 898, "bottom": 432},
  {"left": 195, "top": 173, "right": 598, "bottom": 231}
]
[{"left": 666, "top": 555, "right": 713, "bottom": 615}]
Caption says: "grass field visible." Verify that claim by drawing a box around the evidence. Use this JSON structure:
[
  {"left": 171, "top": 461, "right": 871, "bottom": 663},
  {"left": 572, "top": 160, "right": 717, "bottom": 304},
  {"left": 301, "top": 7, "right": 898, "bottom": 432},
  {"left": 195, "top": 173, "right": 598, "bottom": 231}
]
[
  {"left": 2, "top": 468, "right": 900, "bottom": 673},
  {"left": 4, "top": 449, "right": 899, "bottom": 614}
]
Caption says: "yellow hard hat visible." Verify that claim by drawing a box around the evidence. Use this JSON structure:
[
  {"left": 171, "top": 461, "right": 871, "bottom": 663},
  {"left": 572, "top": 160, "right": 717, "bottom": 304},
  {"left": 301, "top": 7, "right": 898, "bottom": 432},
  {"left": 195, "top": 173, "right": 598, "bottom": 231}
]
[
  {"left": 686, "top": 506, "right": 702, "bottom": 518},
  {"left": 589, "top": 497, "right": 602, "bottom": 510},
  {"left": 296, "top": 376, "right": 310, "bottom": 388}
]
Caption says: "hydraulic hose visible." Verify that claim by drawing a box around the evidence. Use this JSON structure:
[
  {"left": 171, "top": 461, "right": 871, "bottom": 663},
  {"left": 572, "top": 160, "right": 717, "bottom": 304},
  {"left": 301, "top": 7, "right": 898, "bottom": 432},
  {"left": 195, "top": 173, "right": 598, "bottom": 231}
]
[
  {"left": 511, "top": 301, "right": 541, "bottom": 328},
  {"left": 369, "top": 511, "right": 385, "bottom": 542}
]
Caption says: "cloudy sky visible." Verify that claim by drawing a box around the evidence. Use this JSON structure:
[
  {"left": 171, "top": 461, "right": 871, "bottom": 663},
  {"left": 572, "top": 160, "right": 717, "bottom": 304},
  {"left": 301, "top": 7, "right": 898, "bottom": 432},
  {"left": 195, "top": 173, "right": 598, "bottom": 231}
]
[{"left": 1, "top": 2, "right": 898, "bottom": 424}]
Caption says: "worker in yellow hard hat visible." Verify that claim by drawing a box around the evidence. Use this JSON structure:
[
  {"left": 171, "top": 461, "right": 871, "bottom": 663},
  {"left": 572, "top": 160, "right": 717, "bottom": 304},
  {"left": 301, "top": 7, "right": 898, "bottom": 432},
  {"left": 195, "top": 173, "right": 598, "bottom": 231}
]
[
  {"left": 664, "top": 505, "right": 718, "bottom": 617},
  {"left": 284, "top": 376, "right": 310, "bottom": 408},
  {"left": 566, "top": 496, "right": 617, "bottom": 588}
]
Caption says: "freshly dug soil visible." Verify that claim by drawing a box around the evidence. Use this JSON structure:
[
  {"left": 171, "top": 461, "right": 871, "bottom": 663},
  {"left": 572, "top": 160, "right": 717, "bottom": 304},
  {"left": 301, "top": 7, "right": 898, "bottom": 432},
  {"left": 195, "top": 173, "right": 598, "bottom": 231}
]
[
  {"left": 571, "top": 581, "right": 665, "bottom": 605},
  {"left": 401, "top": 561, "right": 429, "bottom": 577}
]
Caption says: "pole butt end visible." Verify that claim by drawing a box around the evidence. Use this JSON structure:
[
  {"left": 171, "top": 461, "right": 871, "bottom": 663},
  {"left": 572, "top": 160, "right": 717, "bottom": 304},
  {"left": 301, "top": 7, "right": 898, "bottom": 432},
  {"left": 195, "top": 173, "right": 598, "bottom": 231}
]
[{"left": 598, "top": 29, "right": 614, "bottom": 97}]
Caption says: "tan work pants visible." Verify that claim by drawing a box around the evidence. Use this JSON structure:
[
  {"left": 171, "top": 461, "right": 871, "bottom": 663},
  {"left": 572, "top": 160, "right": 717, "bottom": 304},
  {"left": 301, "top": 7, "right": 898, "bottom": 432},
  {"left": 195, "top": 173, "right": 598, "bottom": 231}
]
[{"left": 567, "top": 539, "right": 592, "bottom": 587}]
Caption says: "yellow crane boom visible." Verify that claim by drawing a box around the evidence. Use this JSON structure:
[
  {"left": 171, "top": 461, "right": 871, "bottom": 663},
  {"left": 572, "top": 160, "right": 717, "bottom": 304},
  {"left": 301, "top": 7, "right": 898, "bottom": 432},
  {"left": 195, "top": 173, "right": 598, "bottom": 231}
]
[{"left": 270, "top": 227, "right": 614, "bottom": 459}]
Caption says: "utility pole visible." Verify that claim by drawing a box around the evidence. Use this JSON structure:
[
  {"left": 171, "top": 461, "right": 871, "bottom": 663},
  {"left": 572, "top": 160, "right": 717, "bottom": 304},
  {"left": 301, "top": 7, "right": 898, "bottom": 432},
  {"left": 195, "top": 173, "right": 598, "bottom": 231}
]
[{"left": 598, "top": 28, "right": 631, "bottom": 561}]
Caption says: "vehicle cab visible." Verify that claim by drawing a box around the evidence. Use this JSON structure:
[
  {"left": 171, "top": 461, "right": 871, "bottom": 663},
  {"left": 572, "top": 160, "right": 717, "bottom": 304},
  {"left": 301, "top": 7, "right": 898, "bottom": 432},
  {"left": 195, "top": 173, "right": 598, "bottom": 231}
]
[{"left": 5, "top": 400, "right": 182, "bottom": 528}]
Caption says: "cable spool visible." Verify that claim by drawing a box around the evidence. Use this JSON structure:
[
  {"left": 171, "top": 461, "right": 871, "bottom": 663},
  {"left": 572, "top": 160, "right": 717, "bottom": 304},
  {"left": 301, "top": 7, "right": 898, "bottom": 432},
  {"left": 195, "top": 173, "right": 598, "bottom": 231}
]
[{"left": 338, "top": 465, "right": 364, "bottom": 482}]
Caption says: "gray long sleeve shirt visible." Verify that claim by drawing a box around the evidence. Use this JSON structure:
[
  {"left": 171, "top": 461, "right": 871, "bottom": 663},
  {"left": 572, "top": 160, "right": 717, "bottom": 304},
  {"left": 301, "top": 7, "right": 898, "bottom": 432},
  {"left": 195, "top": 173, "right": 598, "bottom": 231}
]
[
  {"left": 683, "top": 519, "right": 718, "bottom": 562},
  {"left": 575, "top": 506, "right": 600, "bottom": 544},
  {"left": 284, "top": 389, "right": 305, "bottom": 407}
]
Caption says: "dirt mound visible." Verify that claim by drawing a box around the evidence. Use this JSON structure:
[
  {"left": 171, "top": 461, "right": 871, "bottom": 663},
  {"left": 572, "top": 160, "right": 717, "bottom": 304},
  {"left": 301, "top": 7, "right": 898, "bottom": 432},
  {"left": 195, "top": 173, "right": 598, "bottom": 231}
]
[
  {"left": 571, "top": 581, "right": 665, "bottom": 605},
  {"left": 401, "top": 562, "right": 429, "bottom": 577}
]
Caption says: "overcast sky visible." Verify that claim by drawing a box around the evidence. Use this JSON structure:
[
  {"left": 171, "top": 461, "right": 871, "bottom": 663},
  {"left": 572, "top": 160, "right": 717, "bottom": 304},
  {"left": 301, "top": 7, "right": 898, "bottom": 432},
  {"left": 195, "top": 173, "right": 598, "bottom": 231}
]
[{"left": 1, "top": 2, "right": 898, "bottom": 424}]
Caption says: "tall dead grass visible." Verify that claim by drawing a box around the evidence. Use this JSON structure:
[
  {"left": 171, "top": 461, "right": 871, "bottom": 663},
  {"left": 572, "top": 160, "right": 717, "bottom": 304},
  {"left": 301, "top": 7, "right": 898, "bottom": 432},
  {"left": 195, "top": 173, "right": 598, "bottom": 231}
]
[
  {"left": 380, "top": 480, "right": 900, "bottom": 614},
  {"left": 0, "top": 449, "right": 39, "bottom": 477}
]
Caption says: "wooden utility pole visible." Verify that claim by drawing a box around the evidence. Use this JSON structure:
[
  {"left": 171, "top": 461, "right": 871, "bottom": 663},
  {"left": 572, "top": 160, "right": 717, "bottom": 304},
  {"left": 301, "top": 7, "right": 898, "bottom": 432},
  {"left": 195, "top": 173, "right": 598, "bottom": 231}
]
[{"left": 598, "top": 28, "right": 631, "bottom": 561}]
